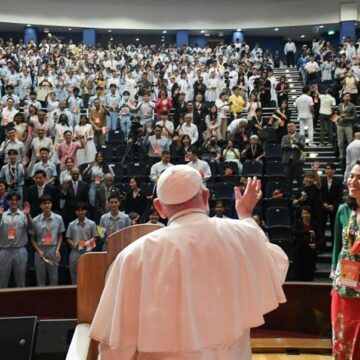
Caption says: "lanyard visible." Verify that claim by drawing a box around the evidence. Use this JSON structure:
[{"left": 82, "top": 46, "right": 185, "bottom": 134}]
[
  {"left": 78, "top": 222, "right": 88, "bottom": 240},
  {"left": 108, "top": 217, "right": 120, "bottom": 233},
  {"left": 8, "top": 163, "right": 18, "bottom": 179},
  {"left": 44, "top": 216, "right": 51, "bottom": 232},
  {"left": 251, "top": 144, "right": 257, "bottom": 157},
  {"left": 65, "top": 142, "right": 74, "bottom": 154},
  {"left": 9, "top": 212, "right": 18, "bottom": 227}
]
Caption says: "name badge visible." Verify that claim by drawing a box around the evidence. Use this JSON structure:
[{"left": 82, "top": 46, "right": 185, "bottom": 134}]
[
  {"left": 94, "top": 117, "right": 100, "bottom": 124},
  {"left": 350, "top": 237, "right": 360, "bottom": 255},
  {"left": 153, "top": 145, "right": 160, "bottom": 155},
  {"left": 44, "top": 232, "right": 52, "bottom": 246},
  {"left": 8, "top": 228, "right": 16, "bottom": 240},
  {"left": 340, "top": 259, "right": 360, "bottom": 291},
  {"left": 95, "top": 175, "right": 101, "bottom": 184}
]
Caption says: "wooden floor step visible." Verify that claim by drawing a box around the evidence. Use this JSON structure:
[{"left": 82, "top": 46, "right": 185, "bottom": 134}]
[
  {"left": 251, "top": 338, "right": 332, "bottom": 354},
  {"left": 252, "top": 355, "right": 333, "bottom": 360}
]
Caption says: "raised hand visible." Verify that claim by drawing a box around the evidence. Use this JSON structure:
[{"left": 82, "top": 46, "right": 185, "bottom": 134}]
[
  {"left": 311, "top": 161, "right": 320, "bottom": 172},
  {"left": 23, "top": 202, "right": 31, "bottom": 216},
  {"left": 234, "top": 177, "right": 262, "bottom": 219}
]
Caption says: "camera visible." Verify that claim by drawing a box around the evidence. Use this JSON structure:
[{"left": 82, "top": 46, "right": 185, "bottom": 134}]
[{"left": 128, "top": 116, "right": 143, "bottom": 142}]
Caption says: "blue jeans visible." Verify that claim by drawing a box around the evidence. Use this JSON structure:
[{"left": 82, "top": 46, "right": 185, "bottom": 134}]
[
  {"left": 72, "top": 113, "right": 81, "bottom": 128},
  {"left": 120, "top": 115, "right": 131, "bottom": 141},
  {"left": 108, "top": 111, "right": 119, "bottom": 131}
]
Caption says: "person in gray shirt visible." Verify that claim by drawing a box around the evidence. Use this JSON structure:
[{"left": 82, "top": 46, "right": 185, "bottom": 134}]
[
  {"left": 66, "top": 203, "right": 98, "bottom": 284},
  {"left": 99, "top": 194, "right": 131, "bottom": 251},
  {"left": 0, "top": 148, "right": 25, "bottom": 199},
  {"left": 31, "top": 195, "right": 65, "bottom": 286},
  {"left": 344, "top": 133, "right": 360, "bottom": 182},
  {"left": 31, "top": 147, "right": 58, "bottom": 185},
  {"left": 144, "top": 125, "right": 171, "bottom": 165},
  {"left": 0, "top": 192, "right": 32, "bottom": 288},
  {"left": 336, "top": 92, "right": 356, "bottom": 161},
  {"left": 0, "top": 127, "right": 25, "bottom": 164}
]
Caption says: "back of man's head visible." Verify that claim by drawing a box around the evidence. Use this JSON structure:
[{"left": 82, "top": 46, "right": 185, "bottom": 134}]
[
  {"left": 302, "top": 86, "right": 310, "bottom": 94},
  {"left": 154, "top": 165, "right": 209, "bottom": 219}
]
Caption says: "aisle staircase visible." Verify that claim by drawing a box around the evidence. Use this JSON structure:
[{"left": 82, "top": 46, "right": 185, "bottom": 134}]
[{"left": 273, "top": 66, "right": 338, "bottom": 282}]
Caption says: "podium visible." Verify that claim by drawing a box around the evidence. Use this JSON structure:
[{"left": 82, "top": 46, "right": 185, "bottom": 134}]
[{"left": 67, "top": 224, "right": 162, "bottom": 360}]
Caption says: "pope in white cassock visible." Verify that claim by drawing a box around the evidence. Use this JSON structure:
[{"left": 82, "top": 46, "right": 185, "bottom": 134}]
[{"left": 90, "top": 165, "right": 289, "bottom": 359}]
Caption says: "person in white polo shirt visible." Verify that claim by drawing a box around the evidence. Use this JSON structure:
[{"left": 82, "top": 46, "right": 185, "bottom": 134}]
[
  {"left": 294, "top": 86, "right": 315, "bottom": 146},
  {"left": 186, "top": 146, "right": 212, "bottom": 183},
  {"left": 284, "top": 38, "right": 296, "bottom": 68},
  {"left": 318, "top": 89, "right": 336, "bottom": 146},
  {"left": 150, "top": 150, "right": 173, "bottom": 183}
]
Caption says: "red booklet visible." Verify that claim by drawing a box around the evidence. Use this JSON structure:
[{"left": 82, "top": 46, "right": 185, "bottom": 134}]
[
  {"left": 340, "top": 259, "right": 360, "bottom": 291},
  {"left": 350, "top": 239, "right": 360, "bottom": 256}
]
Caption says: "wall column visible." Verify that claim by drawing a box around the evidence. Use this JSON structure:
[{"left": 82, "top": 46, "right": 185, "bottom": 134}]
[
  {"left": 339, "top": 2, "right": 358, "bottom": 42},
  {"left": 24, "top": 26, "right": 38, "bottom": 45},
  {"left": 176, "top": 31, "right": 189, "bottom": 48},
  {"left": 83, "top": 28, "right": 96, "bottom": 46},
  {"left": 232, "top": 31, "right": 244, "bottom": 44}
]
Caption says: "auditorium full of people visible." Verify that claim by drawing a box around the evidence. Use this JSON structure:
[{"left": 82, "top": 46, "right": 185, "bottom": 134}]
[{"left": 0, "top": 34, "right": 360, "bottom": 287}]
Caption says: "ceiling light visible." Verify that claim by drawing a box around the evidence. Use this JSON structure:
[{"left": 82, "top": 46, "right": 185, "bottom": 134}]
[
  {"left": 27, "top": 24, "right": 32, "bottom": 27},
  {"left": 274, "top": 28, "right": 279, "bottom": 31},
  {"left": 237, "top": 28, "right": 242, "bottom": 32},
  {"left": 319, "top": 25, "right": 324, "bottom": 29},
  {"left": 162, "top": 30, "right": 167, "bottom": 34},
  {"left": 300, "top": 35, "right": 305, "bottom": 38},
  {"left": 328, "top": 30, "right": 335, "bottom": 35},
  {"left": 136, "top": 38, "right": 139, "bottom": 41},
  {"left": 68, "top": 28, "right": 72, "bottom": 31},
  {"left": 108, "top": 29, "right": 112, "bottom": 33},
  {"left": 200, "top": 30, "right": 205, "bottom": 34},
  {"left": 161, "top": 39, "right": 165, "bottom": 42}
]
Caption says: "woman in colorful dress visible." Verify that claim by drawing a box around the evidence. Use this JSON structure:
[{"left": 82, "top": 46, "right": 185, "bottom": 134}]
[{"left": 331, "top": 161, "right": 360, "bottom": 359}]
